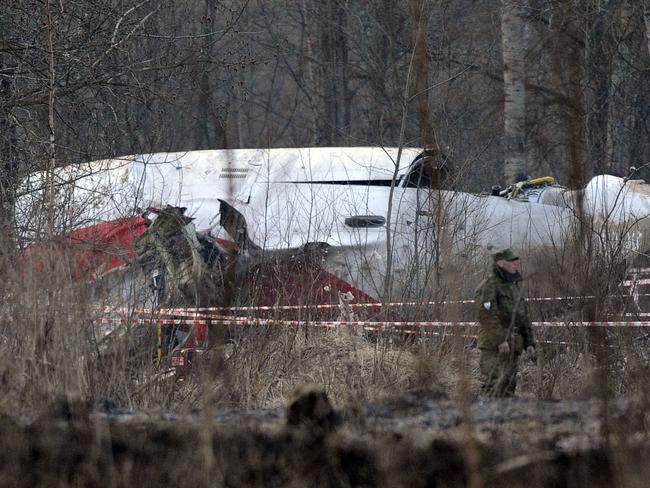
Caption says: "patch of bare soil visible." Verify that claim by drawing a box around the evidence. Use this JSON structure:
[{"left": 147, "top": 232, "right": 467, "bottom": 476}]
[{"left": 1, "top": 392, "right": 649, "bottom": 487}]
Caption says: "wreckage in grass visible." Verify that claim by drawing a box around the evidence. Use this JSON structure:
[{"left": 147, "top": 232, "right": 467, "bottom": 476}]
[
  {"left": 14, "top": 147, "right": 650, "bottom": 367},
  {"left": 16, "top": 147, "right": 650, "bottom": 304}
]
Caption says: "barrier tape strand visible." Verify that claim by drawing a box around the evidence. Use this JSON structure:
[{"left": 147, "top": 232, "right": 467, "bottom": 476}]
[
  {"left": 101, "top": 292, "right": 650, "bottom": 315},
  {"left": 96, "top": 317, "right": 650, "bottom": 328}
]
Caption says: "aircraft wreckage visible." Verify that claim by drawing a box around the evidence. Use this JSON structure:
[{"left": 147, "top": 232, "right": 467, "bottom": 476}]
[{"left": 15, "top": 147, "right": 650, "bottom": 310}]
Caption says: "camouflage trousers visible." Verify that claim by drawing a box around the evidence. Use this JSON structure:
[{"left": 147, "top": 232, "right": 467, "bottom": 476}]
[{"left": 479, "top": 349, "right": 521, "bottom": 398}]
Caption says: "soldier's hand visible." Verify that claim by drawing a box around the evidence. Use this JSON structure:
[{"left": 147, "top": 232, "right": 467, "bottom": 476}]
[
  {"left": 498, "top": 341, "right": 510, "bottom": 355},
  {"left": 526, "top": 346, "right": 537, "bottom": 363}
]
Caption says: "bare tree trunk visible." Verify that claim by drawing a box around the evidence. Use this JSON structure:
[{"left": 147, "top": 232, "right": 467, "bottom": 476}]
[
  {"left": 605, "top": 1, "right": 634, "bottom": 176},
  {"left": 44, "top": 0, "right": 57, "bottom": 238},
  {"left": 408, "top": 0, "right": 443, "bottom": 294},
  {"left": 197, "top": 1, "right": 212, "bottom": 150},
  {"left": 199, "top": 0, "right": 228, "bottom": 149},
  {"left": 645, "top": 2, "right": 650, "bottom": 58},
  {"left": 409, "top": 0, "right": 435, "bottom": 149},
  {"left": 0, "top": 60, "right": 17, "bottom": 239},
  {"left": 501, "top": 0, "right": 527, "bottom": 184},
  {"left": 336, "top": 3, "right": 352, "bottom": 143},
  {"left": 299, "top": 0, "right": 319, "bottom": 145},
  {"left": 367, "top": 0, "right": 402, "bottom": 142},
  {"left": 583, "top": 8, "right": 609, "bottom": 176},
  {"left": 302, "top": 0, "right": 350, "bottom": 145}
]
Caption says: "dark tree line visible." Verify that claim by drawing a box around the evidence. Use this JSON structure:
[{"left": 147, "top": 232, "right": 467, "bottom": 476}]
[{"left": 1, "top": 0, "right": 649, "bottom": 228}]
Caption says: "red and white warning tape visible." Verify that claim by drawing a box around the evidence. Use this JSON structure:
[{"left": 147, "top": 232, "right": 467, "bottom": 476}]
[
  {"left": 628, "top": 268, "right": 650, "bottom": 274},
  {"left": 96, "top": 317, "right": 230, "bottom": 326},
  {"left": 101, "top": 292, "right": 649, "bottom": 316},
  {"left": 96, "top": 316, "right": 650, "bottom": 328},
  {"left": 623, "top": 278, "right": 650, "bottom": 286}
]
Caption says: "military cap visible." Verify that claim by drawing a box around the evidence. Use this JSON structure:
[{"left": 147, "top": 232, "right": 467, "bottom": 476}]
[{"left": 492, "top": 248, "right": 519, "bottom": 262}]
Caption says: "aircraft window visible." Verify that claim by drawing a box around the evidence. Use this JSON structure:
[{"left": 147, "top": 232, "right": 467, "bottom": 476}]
[
  {"left": 345, "top": 215, "right": 386, "bottom": 228},
  {"left": 402, "top": 163, "right": 430, "bottom": 188},
  {"left": 402, "top": 155, "right": 435, "bottom": 188}
]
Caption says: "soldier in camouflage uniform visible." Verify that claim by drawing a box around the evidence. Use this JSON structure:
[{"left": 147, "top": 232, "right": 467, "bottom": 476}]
[{"left": 475, "top": 248, "right": 535, "bottom": 397}]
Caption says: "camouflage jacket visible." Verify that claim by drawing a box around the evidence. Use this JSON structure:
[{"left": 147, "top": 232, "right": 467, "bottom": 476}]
[{"left": 475, "top": 267, "right": 534, "bottom": 352}]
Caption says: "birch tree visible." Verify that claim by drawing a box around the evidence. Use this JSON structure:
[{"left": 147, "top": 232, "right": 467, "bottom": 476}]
[{"left": 501, "top": 0, "right": 527, "bottom": 184}]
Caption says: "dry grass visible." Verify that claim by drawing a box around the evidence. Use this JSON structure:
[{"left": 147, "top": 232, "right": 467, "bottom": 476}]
[
  {"left": 4, "top": 221, "right": 650, "bottom": 487},
  {"left": 2, "top": 235, "right": 650, "bottom": 415}
]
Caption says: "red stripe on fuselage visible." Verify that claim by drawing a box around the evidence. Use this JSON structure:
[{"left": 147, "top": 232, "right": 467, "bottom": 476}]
[
  {"left": 20, "top": 216, "right": 148, "bottom": 280},
  {"left": 24, "top": 220, "right": 375, "bottom": 307}
]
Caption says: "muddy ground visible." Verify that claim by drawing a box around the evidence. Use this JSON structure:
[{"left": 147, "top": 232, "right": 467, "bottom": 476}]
[{"left": 1, "top": 392, "right": 649, "bottom": 487}]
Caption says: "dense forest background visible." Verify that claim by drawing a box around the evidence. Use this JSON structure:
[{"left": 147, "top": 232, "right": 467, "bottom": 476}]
[{"left": 1, "top": 0, "right": 649, "bottom": 223}]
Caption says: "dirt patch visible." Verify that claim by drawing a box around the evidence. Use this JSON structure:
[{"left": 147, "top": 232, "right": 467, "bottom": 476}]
[{"left": 2, "top": 395, "right": 649, "bottom": 487}]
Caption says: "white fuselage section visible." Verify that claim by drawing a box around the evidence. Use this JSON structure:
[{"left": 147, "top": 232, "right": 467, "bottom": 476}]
[{"left": 15, "top": 148, "right": 650, "bottom": 300}]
